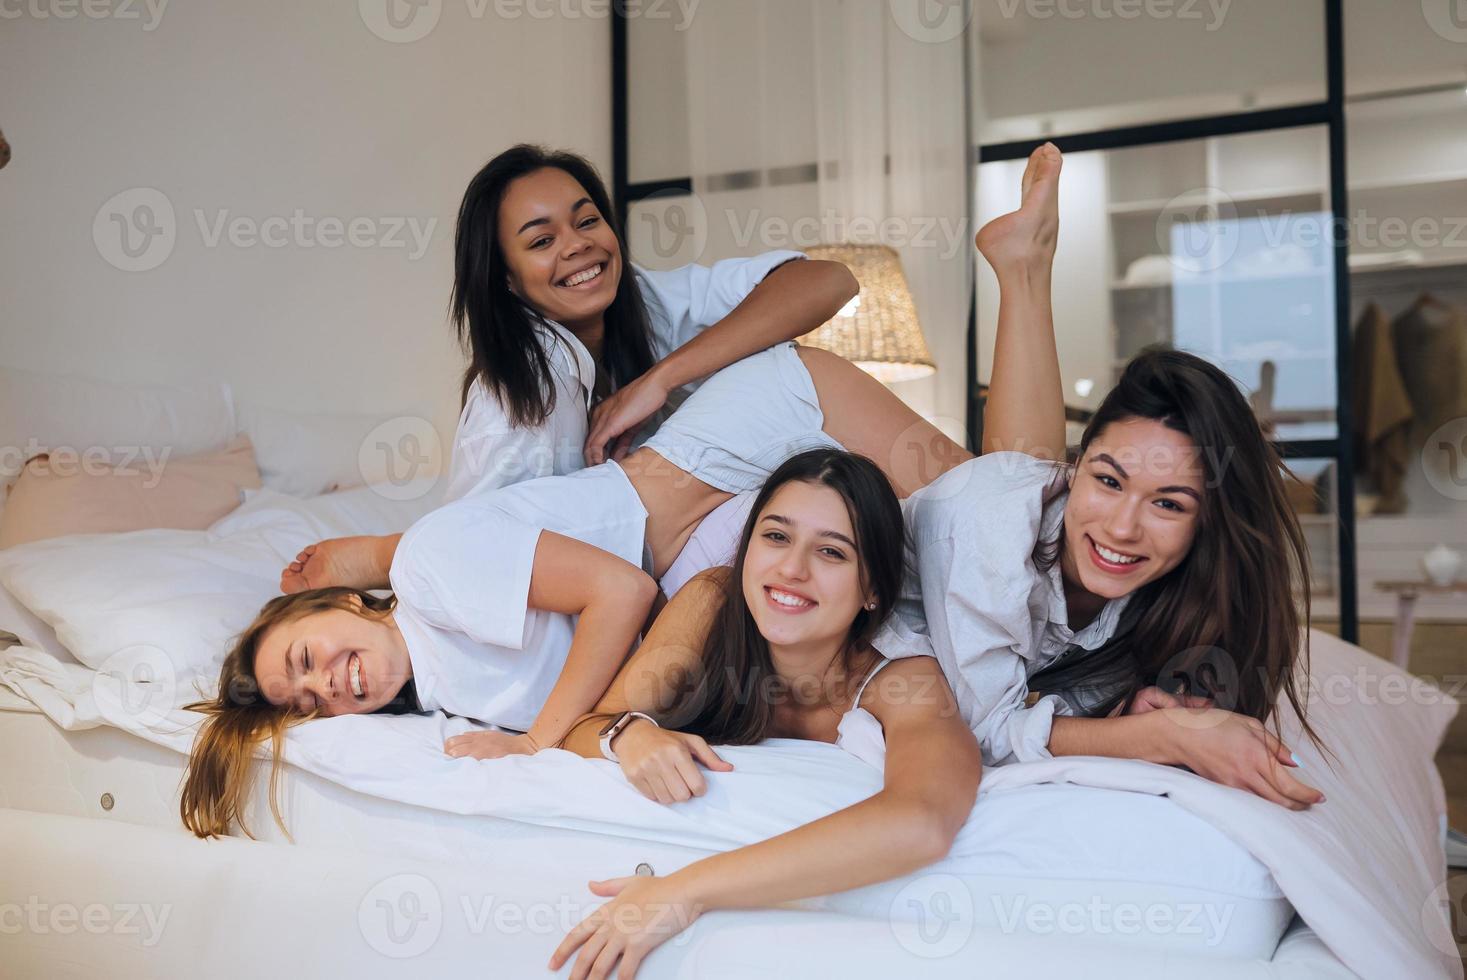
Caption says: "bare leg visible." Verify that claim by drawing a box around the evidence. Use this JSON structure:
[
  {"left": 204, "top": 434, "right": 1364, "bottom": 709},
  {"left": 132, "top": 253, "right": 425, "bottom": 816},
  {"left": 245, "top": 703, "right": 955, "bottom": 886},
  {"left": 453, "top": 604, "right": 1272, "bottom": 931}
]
[
  {"left": 976, "top": 142, "right": 1065, "bottom": 460},
  {"left": 799, "top": 345, "right": 973, "bottom": 498},
  {"left": 279, "top": 534, "right": 400, "bottom": 594}
]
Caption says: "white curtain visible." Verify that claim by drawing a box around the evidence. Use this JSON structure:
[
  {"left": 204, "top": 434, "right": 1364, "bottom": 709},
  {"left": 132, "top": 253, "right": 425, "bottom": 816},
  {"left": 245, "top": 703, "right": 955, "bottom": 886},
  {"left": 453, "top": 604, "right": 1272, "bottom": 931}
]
[{"left": 679, "top": 0, "right": 976, "bottom": 439}]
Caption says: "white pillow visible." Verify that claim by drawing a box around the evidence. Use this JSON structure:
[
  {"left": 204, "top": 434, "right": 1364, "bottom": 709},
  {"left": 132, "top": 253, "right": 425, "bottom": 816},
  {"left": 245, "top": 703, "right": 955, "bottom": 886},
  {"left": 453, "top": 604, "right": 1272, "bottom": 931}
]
[
  {"left": 0, "top": 480, "right": 442, "bottom": 690},
  {"left": 237, "top": 402, "right": 446, "bottom": 499},
  {"left": 0, "top": 365, "right": 236, "bottom": 488},
  {"left": 0, "top": 581, "right": 73, "bottom": 663}
]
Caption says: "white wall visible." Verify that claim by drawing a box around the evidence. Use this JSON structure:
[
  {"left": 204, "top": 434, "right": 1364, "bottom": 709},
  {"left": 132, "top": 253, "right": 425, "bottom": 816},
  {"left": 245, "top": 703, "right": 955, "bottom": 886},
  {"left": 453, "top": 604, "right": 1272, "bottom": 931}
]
[{"left": 0, "top": 0, "right": 611, "bottom": 439}]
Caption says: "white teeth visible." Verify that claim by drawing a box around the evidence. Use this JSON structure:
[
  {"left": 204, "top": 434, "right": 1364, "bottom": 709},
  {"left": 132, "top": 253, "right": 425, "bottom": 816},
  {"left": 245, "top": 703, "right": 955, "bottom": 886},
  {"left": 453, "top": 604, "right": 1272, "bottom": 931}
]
[
  {"left": 1095, "top": 543, "right": 1141, "bottom": 565},
  {"left": 561, "top": 264, "right": 602, "bottom": 287},
  {"left": 349, "top": 654, "right": 363, "bottom": 697},
  {"left": 769, "top": 588, "right": 813, "bottom": 608}
]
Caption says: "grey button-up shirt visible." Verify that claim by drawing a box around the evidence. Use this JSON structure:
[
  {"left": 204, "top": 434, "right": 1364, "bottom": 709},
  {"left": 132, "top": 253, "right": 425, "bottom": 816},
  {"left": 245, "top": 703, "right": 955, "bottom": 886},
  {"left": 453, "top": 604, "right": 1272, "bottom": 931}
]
[{"left": 894, "top": 452, "right": 1130, "bottom": 766}]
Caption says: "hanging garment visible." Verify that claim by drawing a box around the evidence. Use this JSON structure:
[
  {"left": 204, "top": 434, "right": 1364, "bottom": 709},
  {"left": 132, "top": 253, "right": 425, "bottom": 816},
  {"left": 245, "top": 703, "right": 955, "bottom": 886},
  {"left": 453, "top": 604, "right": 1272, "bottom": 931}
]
[
  {"left": 1392, "top": 295, "right": 1467, "bottom": 511},
  {"left": 1350, "top": 302, "right": 1414, "bottom": 512}
]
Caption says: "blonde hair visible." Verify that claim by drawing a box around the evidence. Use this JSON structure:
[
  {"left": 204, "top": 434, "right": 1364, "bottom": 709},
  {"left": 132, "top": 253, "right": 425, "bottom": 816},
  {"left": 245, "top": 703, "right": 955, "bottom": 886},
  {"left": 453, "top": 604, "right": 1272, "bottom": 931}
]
[{"left": 179, "top": 587, "right": 397, "bottom": 839}]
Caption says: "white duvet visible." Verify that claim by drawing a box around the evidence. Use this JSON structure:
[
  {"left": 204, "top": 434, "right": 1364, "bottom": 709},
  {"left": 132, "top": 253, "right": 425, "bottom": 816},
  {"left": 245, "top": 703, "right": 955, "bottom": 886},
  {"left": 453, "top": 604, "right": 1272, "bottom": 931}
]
[{"left": 0, "top": 487, "right": 1460, "bottom": 979}]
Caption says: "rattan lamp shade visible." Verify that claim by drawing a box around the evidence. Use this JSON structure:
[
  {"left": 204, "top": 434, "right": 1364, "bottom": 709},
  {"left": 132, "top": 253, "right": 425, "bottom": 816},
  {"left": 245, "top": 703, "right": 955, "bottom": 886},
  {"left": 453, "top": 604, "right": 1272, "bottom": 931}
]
[{"left": 798, "top": 244, "right": 936, "bottom": 383}]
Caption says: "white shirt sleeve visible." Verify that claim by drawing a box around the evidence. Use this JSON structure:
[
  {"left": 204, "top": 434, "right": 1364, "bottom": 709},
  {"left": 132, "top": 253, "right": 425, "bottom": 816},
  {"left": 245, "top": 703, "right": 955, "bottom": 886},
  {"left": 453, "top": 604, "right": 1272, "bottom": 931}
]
[
  {"left": 442, "top": 380, "right": 562, "bottom": 504},
  {"left": 636, "top": 250, "right": 809, "bottom": 359},
  {"left": 389, "top": 497, "right": 544, "bottom": 651},
  {"left": 917, "top": 533, "right": 1065, "bottom": 767}
]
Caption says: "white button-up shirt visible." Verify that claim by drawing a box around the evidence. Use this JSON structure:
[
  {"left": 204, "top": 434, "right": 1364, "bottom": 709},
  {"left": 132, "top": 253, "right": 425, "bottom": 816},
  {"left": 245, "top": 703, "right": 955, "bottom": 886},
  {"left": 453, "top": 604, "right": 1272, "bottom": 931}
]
[
  {"left": 443, "top": 251, "right": 807, "bottom": 503},
  {"left": 389, "top": 463, "right": 647, "bottom": 731},
  {"left": 897, "top": 452, "right": 1131, "bottom": 766}
]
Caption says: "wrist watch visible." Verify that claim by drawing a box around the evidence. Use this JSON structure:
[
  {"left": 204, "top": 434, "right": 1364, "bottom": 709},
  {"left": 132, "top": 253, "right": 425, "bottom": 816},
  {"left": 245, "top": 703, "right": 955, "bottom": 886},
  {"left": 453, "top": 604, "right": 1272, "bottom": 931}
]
[{"left": 599, "top": 711, "right": 659, "bottom": 762}]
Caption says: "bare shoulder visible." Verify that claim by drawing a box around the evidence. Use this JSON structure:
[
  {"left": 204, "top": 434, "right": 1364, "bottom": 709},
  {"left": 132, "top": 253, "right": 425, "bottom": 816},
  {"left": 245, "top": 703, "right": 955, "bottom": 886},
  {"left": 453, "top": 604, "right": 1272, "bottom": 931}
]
[{"left": 864, "top": 656, "right": 963, "bottom": 727}]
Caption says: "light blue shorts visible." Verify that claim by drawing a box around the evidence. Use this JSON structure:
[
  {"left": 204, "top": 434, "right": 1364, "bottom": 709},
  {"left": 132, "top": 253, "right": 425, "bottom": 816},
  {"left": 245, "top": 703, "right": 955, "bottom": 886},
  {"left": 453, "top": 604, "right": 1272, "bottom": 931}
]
[{"left": 643, "top": 342, "right": 844, "bottom": 494}]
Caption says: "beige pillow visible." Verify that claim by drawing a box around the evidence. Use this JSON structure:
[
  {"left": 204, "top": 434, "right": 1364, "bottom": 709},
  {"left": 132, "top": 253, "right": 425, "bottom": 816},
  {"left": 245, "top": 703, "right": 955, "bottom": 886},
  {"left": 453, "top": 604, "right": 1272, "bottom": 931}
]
[{"left": 0, "top": 437, "right": 261, "bottom": 549}]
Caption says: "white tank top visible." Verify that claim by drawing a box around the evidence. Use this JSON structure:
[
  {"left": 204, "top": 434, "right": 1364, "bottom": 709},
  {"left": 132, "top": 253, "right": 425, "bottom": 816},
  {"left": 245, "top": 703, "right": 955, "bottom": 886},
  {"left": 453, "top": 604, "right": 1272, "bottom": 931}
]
[{"left": 835, "top": 656, "right": 892, "bottom": 770}]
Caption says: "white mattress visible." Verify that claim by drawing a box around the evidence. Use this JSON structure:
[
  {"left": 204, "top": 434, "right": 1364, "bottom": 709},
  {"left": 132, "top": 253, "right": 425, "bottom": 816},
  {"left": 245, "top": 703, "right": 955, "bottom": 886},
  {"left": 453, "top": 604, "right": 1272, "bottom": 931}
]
[
  {"left": 0, "top": 703, "right": 1298, "bottom": 963},
  {"left": 0, "top": 801, "right": 1356, "bottom": 980}
]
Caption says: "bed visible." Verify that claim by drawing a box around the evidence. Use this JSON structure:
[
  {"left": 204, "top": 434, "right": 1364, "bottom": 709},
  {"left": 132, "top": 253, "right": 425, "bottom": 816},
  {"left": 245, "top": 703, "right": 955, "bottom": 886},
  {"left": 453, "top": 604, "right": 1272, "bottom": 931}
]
[
  {"left": 0, "top": 374, "right": 1459, "bottom": 979},
  {"left": 0, "top": 495, "right": 1460, "bottom": 979}
]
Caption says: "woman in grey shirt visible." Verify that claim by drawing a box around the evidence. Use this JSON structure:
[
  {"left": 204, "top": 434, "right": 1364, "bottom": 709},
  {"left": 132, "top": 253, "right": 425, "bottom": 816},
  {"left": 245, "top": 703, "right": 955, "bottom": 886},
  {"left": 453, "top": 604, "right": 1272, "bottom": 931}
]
[{"left": 903, "top": 348, "right": 1326, "bottom": 810}]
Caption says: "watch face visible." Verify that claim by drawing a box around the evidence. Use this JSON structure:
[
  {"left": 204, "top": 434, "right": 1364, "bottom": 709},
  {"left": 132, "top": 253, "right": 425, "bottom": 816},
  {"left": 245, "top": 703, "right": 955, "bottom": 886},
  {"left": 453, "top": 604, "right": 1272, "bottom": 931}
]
[{"left": 599, "top": 713, "right": 627, "bottom": 737}]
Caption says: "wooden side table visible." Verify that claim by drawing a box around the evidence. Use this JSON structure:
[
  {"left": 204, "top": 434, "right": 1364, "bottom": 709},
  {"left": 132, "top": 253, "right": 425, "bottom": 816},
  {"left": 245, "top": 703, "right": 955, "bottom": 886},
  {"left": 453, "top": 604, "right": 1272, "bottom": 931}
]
[{"left": 1375, "top": 581, "right": 1467, "bottom": 668}]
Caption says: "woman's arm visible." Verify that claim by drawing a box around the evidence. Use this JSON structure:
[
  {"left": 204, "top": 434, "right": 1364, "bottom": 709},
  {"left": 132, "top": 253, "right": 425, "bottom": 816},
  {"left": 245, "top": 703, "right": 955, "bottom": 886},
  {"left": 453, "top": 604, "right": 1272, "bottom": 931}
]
[
  {"left": 443, "top": 530, "right": 657, "bottom": 758},
  {"left": 585, "top": 259, "right": 858, "bottom": 463},
  {"left": 550, "top": 658, "right": 982, "bottom": 980},
  {"left": 558, "top": 568, "right": 730, "bottom": 764},
  {"left": 977, "top": 142, "right": 1067, "bottom": 462},
  {"left": 1048, "top": 707, "right": 1325, "bottom": 809}
]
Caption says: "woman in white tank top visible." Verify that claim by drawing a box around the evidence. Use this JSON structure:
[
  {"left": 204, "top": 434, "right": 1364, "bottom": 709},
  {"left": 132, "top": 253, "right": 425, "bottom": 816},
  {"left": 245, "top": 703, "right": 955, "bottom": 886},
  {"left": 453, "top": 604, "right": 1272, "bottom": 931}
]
[{"left": 552, "top": 449, "right": 980, "bottom": 977}]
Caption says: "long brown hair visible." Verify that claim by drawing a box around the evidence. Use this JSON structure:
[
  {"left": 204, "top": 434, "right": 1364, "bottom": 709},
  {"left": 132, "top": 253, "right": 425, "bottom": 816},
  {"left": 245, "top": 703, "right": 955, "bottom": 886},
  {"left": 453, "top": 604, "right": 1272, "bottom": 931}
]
[
  {"left": 1028, "top": 348, "right": 1321, "bottom": 748},
  {"left": 450, "top": 144, "right": 656, "bottom": 426},
  {"left": 662, "top": 449, "right": 908, "bottom": 744},
  {"left": 179, "top": 588, "right": 406, "bottom": 839}
]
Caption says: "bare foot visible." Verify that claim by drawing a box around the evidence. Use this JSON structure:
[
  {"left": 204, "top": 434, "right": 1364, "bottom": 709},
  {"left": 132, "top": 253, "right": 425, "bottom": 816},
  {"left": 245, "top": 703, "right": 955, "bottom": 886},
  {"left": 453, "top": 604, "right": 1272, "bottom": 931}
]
[
  {"left": 975, "top": 142, "right": 1061, "bottom": 276},
  {"left": 279, "top": 536, "right": 392, "bottom": 594}
]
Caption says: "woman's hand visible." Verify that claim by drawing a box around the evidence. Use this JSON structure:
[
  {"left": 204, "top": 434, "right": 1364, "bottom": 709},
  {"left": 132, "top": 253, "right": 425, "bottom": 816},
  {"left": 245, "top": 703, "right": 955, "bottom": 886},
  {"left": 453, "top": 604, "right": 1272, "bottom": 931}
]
[
  {"left": 550, "top": 874, "right": 702, "bottom": 980},
  {"left": 584, "top": 372, "right": 673, "bottom": 466},
  {"left": 1123, "top": 685, "right": 1214, "bottom": 715},
  {"left": 1154, "top": 707, "right": 1324, "bottom": 810},
  {"left": 443, "top": 730, "right": 540, "bottom": 760},
  {"left": 614, "top": 721, "right": 733, "bottom": 804}
]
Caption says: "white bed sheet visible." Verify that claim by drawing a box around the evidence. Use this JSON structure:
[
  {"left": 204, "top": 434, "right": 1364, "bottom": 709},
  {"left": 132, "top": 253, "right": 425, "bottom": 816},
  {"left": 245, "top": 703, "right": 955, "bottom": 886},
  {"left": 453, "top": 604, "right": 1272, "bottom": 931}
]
[
  {"left": 0, "top": 702, "right": 1292, "bottom": 962},
  {"left": 0, "top": 806, "right": 1359, "bottom": 980}
]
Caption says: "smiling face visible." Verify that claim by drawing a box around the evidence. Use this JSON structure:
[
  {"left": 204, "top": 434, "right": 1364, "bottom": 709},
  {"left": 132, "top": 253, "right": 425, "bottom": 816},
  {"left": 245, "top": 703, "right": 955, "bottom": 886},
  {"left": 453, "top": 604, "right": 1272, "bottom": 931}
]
[
  {"left": 1061, "top": 417, "right": 1205, "bottom": 602},
  {"left": 741, "top": 480, "right": 874, "bottom": 653},
  {"left": 252, "top": 602, "right": 412, "bottom": 717},
  {"left": 496, "top": 166, "right": 622, "bottom": 332}
]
